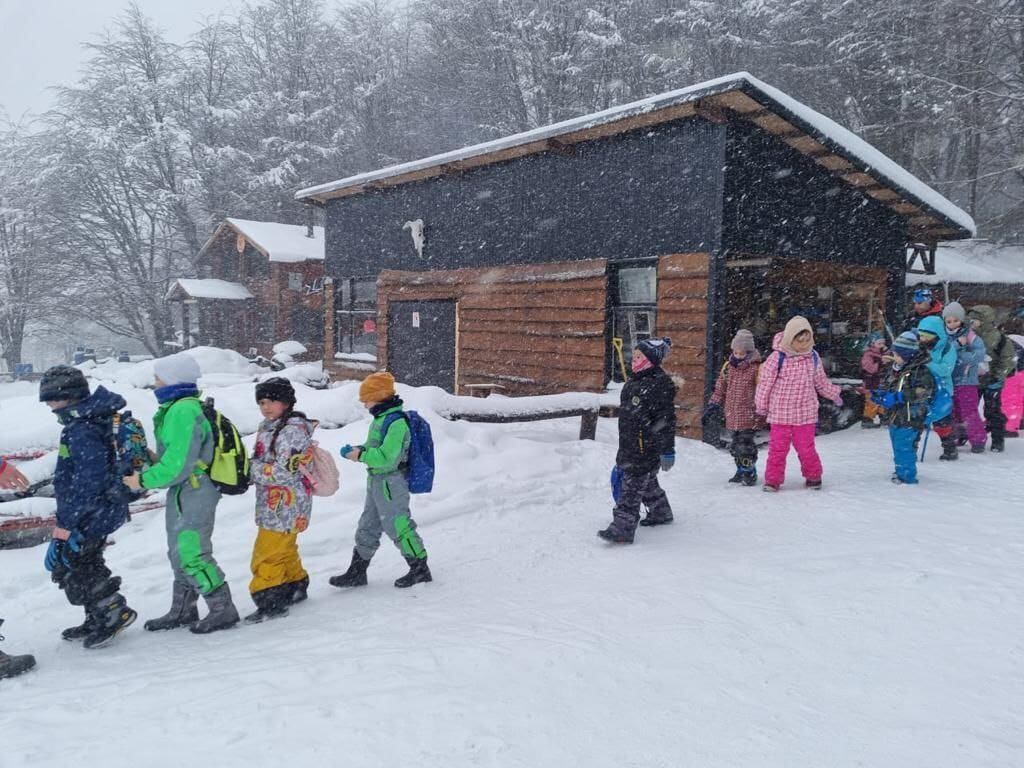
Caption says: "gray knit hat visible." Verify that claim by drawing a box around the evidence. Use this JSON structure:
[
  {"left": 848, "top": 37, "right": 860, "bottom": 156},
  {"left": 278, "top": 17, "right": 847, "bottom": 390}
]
[
  {"left": 731, "top": 329, "right": 756, "bottom": 353},
  {"left": 153, "top": 353, "right": 201, "bottom": 386},
  {"left": 943, "top": 301, "right": 966, "bottom": 322}
]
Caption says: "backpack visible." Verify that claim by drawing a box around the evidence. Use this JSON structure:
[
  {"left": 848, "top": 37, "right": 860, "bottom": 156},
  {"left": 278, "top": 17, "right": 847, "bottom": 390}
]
[
  {"left": 776, "top": 350, "right": 819, "bottom": 373},
  {"left": 381, "top": 410, "right": 435, "bottom": 494},
  {"left": 198, "top": 397, "right": 251, "bottom": 495},
  {"left": 303, "top": 441, "right": 340, "bottom": 497},
  {"left": 925, "top": 383, "right": 954, "bottom": 426},
  {"left": 111, "top": 411, "right": 150, "bottom": 502},
  {"left": 994, "top": 334, "right": 1024, "bottom": 374}
]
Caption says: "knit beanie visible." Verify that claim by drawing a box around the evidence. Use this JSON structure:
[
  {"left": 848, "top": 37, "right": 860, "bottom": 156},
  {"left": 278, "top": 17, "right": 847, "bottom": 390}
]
[
  {"left": 891, "top": 330, "right": 920, "bottom": 360},
  {"left": 255, "top": 376, "right": 296, "bottom": 407},
  {"left": 635, "top": 337, "right": 672, "bottom": 366},
  {"left": 731, "top": 329, "right": 756, "bottom": 353},
  {"left": 39, "top": 365, "right": 90, "bottom": 403},
  {"left": 359, "top": 371, "right": 396, "bottom": 403},
  {"left": 942, "top": 301, "right": 966, "bottom": 322},
  {"left": 153, "top": 353, "right": 201, "bottom": 386}
]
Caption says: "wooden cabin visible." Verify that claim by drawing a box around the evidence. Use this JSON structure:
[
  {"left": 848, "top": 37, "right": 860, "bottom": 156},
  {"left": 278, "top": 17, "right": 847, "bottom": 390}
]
[
  {"left": 296, "top": 72, "right": 975, "bottom": 438},
  {"left": 167, "top": 218, "right": 325, "bottom": 358}
]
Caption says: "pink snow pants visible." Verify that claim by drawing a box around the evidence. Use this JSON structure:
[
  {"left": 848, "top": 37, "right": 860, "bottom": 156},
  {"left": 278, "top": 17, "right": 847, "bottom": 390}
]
[
  {"left": 953, "top": 385, "right": 987, "bottom": 448},
  {"left": 1001, "top": 372, "right": 1024, "bottom": 432},
  {"left": 765, "top": 423, "right": 822, "bottom": 487}
]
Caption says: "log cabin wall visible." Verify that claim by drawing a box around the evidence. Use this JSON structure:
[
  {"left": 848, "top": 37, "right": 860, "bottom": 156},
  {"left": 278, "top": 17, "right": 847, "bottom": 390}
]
[
  {"left": 377, "top": 260, "right": 608, "bottom": 396},
  {"left": 656, "top": 253, "right": 711, "bottom": 439}
]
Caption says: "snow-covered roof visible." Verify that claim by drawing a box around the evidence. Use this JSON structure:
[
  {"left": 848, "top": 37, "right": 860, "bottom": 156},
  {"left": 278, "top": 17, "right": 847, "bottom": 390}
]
[
  {"left": 199, "top": 218, "right": 325, "bottom": 264},
  {"left": 909, "top": 240, "right": 1024, "bottom": 286},
  {"left": 166, "top": 278, "right": 255, "bottom": 301},
  {"left": 295, "top": 72, "right": 974, "bottom": 239}
]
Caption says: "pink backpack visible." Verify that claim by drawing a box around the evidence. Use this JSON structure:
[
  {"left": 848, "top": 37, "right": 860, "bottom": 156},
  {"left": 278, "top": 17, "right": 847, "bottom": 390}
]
[{"left": 300, "top": 441, "right": 340, "bottom": 497}]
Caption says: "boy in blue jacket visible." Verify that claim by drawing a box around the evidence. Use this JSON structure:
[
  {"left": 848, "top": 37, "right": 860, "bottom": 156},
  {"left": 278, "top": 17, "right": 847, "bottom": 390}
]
[{"left": 40, "top": 366, "right": 137, "bottom": 649}]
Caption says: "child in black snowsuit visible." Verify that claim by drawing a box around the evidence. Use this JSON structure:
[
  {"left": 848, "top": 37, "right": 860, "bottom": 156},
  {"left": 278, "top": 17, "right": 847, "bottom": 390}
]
[
  {"left": 40, "top": 366, "right": 137, "bottom": 649},
  {"left": 599, "top": 337, "right": 677, "bottom": 544}
]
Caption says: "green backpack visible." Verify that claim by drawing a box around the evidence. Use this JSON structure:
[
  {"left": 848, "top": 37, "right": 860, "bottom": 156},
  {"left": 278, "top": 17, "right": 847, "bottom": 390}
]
[{"left": 197, "top": 397, "right": 251, "bottom": 495}]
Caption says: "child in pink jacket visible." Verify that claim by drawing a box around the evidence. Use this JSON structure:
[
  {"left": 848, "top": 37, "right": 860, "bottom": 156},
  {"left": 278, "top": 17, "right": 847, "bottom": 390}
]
[{"left": 755, "top": 316, "right": 843, "bottom": 491}]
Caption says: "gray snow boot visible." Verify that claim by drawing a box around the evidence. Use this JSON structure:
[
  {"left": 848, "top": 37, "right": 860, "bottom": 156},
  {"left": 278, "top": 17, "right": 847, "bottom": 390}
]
[
  {"left": 144, "top": 581, "right": 200, "bottom": 632},
  {"left": 189, "top": 583, "right": 240, "bottom": 635},
  {"left": 0, "top": 620, "right": 36, "bottom": 679}
]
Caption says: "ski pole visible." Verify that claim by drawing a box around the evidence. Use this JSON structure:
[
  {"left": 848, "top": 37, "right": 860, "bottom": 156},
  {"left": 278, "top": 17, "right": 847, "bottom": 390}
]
[{"left": 920, "top": 427, "right": 930, "bottom": 462}]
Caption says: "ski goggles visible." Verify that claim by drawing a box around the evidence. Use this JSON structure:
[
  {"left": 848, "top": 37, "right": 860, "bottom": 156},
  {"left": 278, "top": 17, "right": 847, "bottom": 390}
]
[{"left": 913, "top": 288, "right": 933, "bottom": 303}]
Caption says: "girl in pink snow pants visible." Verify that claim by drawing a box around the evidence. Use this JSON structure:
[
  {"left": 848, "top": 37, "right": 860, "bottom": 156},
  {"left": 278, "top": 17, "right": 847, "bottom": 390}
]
[{"left": 754, "top": 316, "right": 843, "bottom": 491}]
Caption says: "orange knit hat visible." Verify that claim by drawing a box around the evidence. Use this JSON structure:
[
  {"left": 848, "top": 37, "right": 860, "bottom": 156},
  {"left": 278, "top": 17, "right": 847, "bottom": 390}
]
[{"left": 359, "top": 371, "right": 396, "bottom": 403}]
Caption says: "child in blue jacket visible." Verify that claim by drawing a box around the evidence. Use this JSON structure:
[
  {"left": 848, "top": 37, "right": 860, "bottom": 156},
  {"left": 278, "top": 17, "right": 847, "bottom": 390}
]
[{"left": 39, "top": 366, "right": 137, "bottom": 649}]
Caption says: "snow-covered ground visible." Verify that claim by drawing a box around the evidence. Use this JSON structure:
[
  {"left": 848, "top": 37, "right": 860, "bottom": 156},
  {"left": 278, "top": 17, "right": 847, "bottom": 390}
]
[{"left": 1, "top": 381, "right": 1022, "bottom": 766}]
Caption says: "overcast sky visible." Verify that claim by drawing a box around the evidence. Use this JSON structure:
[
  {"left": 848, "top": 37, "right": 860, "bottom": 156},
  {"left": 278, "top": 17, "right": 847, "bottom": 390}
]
[{"left": 0, "top": 0, "right": 243, "bottom": 120}]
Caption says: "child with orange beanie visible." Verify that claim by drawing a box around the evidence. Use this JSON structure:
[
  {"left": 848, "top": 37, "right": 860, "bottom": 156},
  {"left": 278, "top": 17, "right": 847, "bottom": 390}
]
[{"left": 329, "top": 372, "right": 432, "bottom": 589}]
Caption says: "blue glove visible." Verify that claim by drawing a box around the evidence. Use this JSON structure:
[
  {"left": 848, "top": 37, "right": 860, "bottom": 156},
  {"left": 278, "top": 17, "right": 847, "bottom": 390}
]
[
  {"left": 44, "top": 539, "right": 65, "bottom": 572},
  {"left": 660, "top": 453, "right": 676, "bottom": 472},
  {"left": 987, "top": 380, "right": 1005, "bottom": 392},
  {"left": 63, "top": 531, "right": 84, "bottom": 566},
  {"left": 879, "top": 391, "right": 904, "bottom": 409},
  {"left": 610, "top": 465, "right": 623, "bottom": 504},
  {"left": 340, "top": 444, "right": 354, "bottom": 458}
]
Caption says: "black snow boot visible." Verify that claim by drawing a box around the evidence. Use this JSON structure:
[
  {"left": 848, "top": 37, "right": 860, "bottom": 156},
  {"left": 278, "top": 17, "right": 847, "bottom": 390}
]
[
  {"left": 991, "top": 439, "right": 1005, "bottom": 453},
  {"left": 939, "top": 443, "right": 959, "bottom": 461},
  {"left": 740, "top": 469, "right": 758, "bottom": 487},
  {"left": 244, "top": 586, "right": 291, "bottom": 625},
  {"left": 971, "top": 445, "right": 986, "bottom": 454},
  {"left": 83, "top": 596, "right": 137, "bottom": 650},
  {"left": 329, "top": 548, "right": 371, "bottom": 588},
  {"left": 597, "top": 525, "right": 635, "bottom": 544},
  {"left": 0, "top": 620, "right": 36, "bottom": 679},
  {"left": 190, "top": 584, "right": 240, "bottom": 635},
  {"left": 62, "top": 613, "right": 97, "bottom": 642},
  {"left": 728, "top": 469, "right": 744, "bottom": 483},
  {"left": 394, "top": 556, "right": 432, "bottom": 588},
  {"left": 290, "top": 575, "right": 310, "bottom": 604},
  {"left": 144, "top": 581, "right": 200, "bottom": 632}
]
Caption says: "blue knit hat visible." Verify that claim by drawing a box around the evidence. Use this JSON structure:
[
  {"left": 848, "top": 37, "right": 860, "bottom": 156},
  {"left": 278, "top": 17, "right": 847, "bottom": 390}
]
[
  {"left": 636, "top": 337, "right": 672, "bottom": 366},
  {"left": 913, "top": 287, "right": 934, "bottom": 304},
  {"left": 891, "top": 330, "right": 920, "bottom": 360}
]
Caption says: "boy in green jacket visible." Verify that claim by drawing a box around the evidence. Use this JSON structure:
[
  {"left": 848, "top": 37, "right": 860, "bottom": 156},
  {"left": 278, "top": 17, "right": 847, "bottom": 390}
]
[
  {"left": 125, "top": 353, "right": 240, "bottom": 633},
  {"left": 330, "top": 372, "right": 431, "bottom": 589}
]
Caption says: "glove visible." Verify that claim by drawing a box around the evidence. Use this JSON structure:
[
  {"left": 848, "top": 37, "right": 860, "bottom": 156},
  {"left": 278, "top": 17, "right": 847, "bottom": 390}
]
[
  {"left": 610, "top": 465, "right": 623, "bottom": 504},
  {"left": 339, "top": 444, "right": 354, "bottom": 458},
  {"left": 44, "top": 539, "right": 65, "bottom": 572},
  {"left": 873, "top": 390, "right": 904, "bottom": 409},
  {"left": 701, "top": 402, "right": 721, "bottom": 426},
  {"left": 660, "top": 453, "right": 676, "bottom": 472},
  {"left": 65, "top": 530, "right": 84, "bottom": 558}
]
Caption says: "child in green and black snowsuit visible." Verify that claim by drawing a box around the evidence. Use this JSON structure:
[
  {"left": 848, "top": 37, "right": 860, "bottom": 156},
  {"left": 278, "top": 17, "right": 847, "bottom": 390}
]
[{"left": 330, "top": 372, "right": 432, "bottom": 589}]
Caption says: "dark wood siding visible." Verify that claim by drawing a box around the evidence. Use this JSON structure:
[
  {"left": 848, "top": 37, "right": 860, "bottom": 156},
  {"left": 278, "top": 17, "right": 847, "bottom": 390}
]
[{"left": 324, "top": 120, "right": 727, "bottom": 277}]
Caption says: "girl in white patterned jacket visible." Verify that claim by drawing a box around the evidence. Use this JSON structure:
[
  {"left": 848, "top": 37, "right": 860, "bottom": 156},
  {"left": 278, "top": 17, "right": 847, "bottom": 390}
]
[{"left": 246, "top": 377, "right": 317, "bottom": 623}]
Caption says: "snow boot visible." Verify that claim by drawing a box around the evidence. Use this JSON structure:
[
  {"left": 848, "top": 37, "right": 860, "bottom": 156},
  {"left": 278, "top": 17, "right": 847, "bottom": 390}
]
[
  {"left": 83, "top": 596, "right": 137, "bottom": 650},
  {"left": 394, "top": 556, "right": 432, "bottom": 588},
  {"left": 860, "top": 419, "right": 880, "bottom": 429},
  {"left": 597, "top": 526, "right": 634, "bottom": 544},
  {"left": 290, "top": 576, "right": 309, "bottom": 604},
  {"left": 244, "top": 586, "right": 291, "bottom": 625},
  {"left": 991, "top": 437, "right": 1005, "bottom": 453},
  {"left": 189, "top": 584, "right": 240, "bottom": 635},
  {"left": 728, "top": 469, "right": 744, "bottom": 484},
  {"left": 0, "top": 620, "right": 35, "bottom": 679},
  {"left": 144, "top": 581, "right": 199, "bottom": 632},
  {"left": 639, "top": 511, "right": 673, "bottom": 526},
  {"left": 970, "top": 445, "right": 986, "bottom": 454},
  {"left": 805, "top": 479, "right": 822, "bottom": 490},
  {"left": 762, "top": 483, "right": 780, "bottom": 493},
  {"left": 329, "top": 549, "right": 370, "bottom": 588},
  {"left": 740, "top": 469, "right": 758, "bottom": 487},
  {"left": 939, "top": 443, "right": 959, "bottom": 461},
  {"left": 62, "top": 613, "right": 97, "bottom": 642}
]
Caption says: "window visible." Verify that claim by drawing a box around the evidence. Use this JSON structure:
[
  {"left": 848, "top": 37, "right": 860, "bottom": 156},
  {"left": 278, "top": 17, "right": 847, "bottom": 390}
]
[
  {"left": 287, "top": 272, "right": 303, "bottom": 291},
  {"left": 335, "top": 277, "right": 378, "bottom": 357},
  {"left": 609, "top": 263, "right": 657, "bottom": 382}
]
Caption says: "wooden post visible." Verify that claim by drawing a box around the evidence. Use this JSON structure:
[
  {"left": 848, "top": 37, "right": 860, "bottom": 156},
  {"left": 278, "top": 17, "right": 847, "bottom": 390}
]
[
  {"left": 323, "top": 277, "right": 335, "bottom": 363},
  {"left": 579, "top": 410, "right": 598, "bottom": 440}
]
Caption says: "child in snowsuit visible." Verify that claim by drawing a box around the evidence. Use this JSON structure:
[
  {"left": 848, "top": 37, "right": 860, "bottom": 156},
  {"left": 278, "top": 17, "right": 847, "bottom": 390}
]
[
  {"left": 125, "top": 353, "right": 240, "bottom": 634},
  {"left": 599, "top": 337, "right": 677, "bottom": 543},
  {"left": 860, "top": 333, "right": 888, "bottom": 428},
  {"left": 330, "top": 372, "right": 432, "bottom": 588},
  {"left": 968, "top": 304, "right": 1018, "bottom": 452},
  {"left": 754, "top": 316, "right": 843, "bottom": 492},
  {"left": 916, "top": 315, "right": 958, "bottom": 460},
  {"left": 39, "top": 365, "right": 137, "bottom": 649},
  {"left": 943, "top": 302, "right": 988, "bottom": 454},
  {"left": 872, "top": 331, "right": 936, "bottom": 485},
  {"left": 708, "top": 329, "right": 761, "bottom": 485},
  {"left": 247, "top": 377, "right": 318, "bottom": 623}
]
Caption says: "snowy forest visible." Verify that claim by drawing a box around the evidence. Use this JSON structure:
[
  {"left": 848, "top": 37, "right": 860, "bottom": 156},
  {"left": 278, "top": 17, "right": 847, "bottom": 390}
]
[{"left": 0, "top": 0, "right": 1022, "bottom": 365}]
